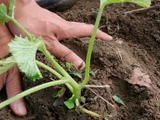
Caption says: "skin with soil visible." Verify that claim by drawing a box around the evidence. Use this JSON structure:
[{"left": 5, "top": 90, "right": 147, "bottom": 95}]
[{"left": 0, "top": 0, "right": 160, "bottom": 120}]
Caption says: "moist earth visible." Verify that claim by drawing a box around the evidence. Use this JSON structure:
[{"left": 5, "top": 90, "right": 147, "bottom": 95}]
[{"left": 0, "top": 0, "right": 160, "bottom": 120}]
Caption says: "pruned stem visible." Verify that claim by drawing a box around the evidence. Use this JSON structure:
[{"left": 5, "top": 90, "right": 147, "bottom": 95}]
[
  {"left": 84, "top": 85, "right": 110, "bottom": 88},
  {"left": 86, "top": 87, "right": 114, "bottom": 107}
]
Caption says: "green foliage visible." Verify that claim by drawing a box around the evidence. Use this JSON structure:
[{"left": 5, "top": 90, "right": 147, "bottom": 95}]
[
  {"left": 64, "top": 100, "right": 75, "bottom": 109},
  {"left": 8, "top": 0, "right": 15, "bottom": 17},
  {"left": 0, "top": 56, "right": 16, "bottom": 74},
  {"left": 0, "top": 0, "right": 15, "bottom": 24},
  {"left": 101, "top": 0, "right": 151, "bottom": 7},
  {"left": 0, "top": 0, "right": 152, "bottom": 118},
  {"left": 65, "top": 62, "right": 73, "bottom": 72},
  {"left": 72, "top": 70, "right": 82, "bottom": 78},
  {"left": 53, "top": 87, "right": 66, "bottom": 97},
  {"left": 0, "top": 4, "right": 9, "bottom": 24},
  {"left": 89, "top": 70, "right": 95, "bottom": 77},
  {"left": 8, "top": 36, "right": 43, "bottom": 80},
  {"left": 65, "top": 62, "right": 82, "bottom": 78},
  {"left": 112, "top": 95, "right": 125, "bottom": 105}
]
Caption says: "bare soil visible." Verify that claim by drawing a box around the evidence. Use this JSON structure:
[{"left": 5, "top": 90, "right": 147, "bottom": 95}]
[{"left": 0, "top": 0, "right": 160, "bottom": 120}]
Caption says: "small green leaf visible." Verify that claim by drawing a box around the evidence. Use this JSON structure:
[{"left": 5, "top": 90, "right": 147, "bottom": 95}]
[
  {"left": 101, "top": 0, "right": 151, "bottom": 8},
  {"left": 8, "top": 36, "right": 43, "bottom": 80},
  {"left": 0, "top": 56, "right": 16, "bottom": 74},
  {"left": 72, "top": 70, "right": 82, "bottom": 78},
  {"left": 8, "top": 0, "right": 15, "bottom": 17},
  {"left": 0, "top": 3, "right": 10, "bottom": 24},
  {"left": 89, "top": 70, "right": 95, "bottom": 77},
  {"left": 64, "top": 100, "right": 75, "bottom": 109},
  {"left": 53, "top": 87, "right": 66, "bottom": 97},
  {"left": 112, "top": 95, "right": 125, "bottom": 106},
  {"left": 65, "top": 62, "right": 73, "bottom": 71}
]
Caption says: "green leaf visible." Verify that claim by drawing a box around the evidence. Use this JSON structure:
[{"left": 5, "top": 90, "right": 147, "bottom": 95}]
[
  {"left": 0, "top": 3, "right": 10, "bottom": 24},
  {"left": 8, "top": 36, "right": 43, "bottom": 80},
  {"left": 72, "top": 70, "right": 82, "bottom": 78},
  {"left": 53, "top": 87, "right": 66, "bottom": 97},
  {"left": 89, "top": 70, "right": 95, "bottom": 77},
  {"left": 112, "top": 95, "right": 125, "bottom": 106},
  {"left": 8, "top": 0, "right": 15, "bottom": 17},
  {"left": 101, "top": 0, "right": 151, "bottom": 8},
  {"left": 0, "top": 56, "right": 16, "bottom": 74},
  {"left": 64, "top": 100, "right": 75, "bottom": 109},
  {"left": 65, "top": 62, "right": 73, "bottom": 72}
]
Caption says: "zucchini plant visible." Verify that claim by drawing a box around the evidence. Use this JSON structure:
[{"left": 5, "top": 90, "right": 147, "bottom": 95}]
[{"left": 0, "top": 0, "right": 151, "bottom": 118}]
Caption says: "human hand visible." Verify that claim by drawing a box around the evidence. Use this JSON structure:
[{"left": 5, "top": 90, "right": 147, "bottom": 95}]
[
  {"left": 0, "top": 25, "right": 27, "bottom": 116},
  {"left": 8, "top": 0, "right": 112, "bottom": 69}
]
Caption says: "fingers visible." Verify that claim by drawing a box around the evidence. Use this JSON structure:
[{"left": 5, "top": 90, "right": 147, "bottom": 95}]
[
  {"left": 0, "top": 73, "right": 7, "bottom": 90},
  {"left": 6, "top": 67, "right": 27, "bottom": 116},
  {"left": 0, "top": 24, "right": 13, "bottom": 58},
  {"left": 59, "top": 22, "right": 113, "bottom": 41},
  {"left": 45, "top": 39, "right": 85, "bottom": 69}
]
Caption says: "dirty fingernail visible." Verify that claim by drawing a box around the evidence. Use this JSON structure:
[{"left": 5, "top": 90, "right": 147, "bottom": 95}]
[
  {"left": 73, "top": 59, "right": 85, "bottom": 70},
  {"left": 107, "top": 35, "right": 113, "bottom": 41},
  {"left": 16, "top": 102, "right": 27, "bottom": 116}
]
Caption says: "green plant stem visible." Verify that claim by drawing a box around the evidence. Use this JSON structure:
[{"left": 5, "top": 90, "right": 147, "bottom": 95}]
[
  {"left": 0, "top": 80, "right": 69, "bottom": 109},
  {"left": 80, "top": 5, "right": 105, "bottom": 89},
  {"left": 36, "top": 60, "right": 73, "bottom": 92},
  {"left": 8, "top": 13, "right": 81, "bottom": 102},
  {"left": 9, "top": 16, "right": 80, "bottom": 99},
  {"left": 36, "top": 60, "right": 62, "bottom": 79},
  {"left": 42, "top": 48, "right": 81, "bottom": 99},
  {"left": 78, "top": 106, "right": 103, "bottom": 118},
  {"left": 9, "top": 17, "right": 32, "bottom": 40},
  {"left": 42, "top": 49, "right": 70, "bottom": 78}
]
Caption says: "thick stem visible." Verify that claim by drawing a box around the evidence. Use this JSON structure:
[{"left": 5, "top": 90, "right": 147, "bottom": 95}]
[
  {"left": 36, "top": 60, "right": 62, "bottom": 79},
  {"left": 41, "top": 48, "right": 81, "bottom": 99},
  {"left": 36, "top": 60, "right": 73, "bottom": 92},
  {"left": 0, "top": 79, "right": 69, "bottom": 109},
  {"left": 80, "top": 6, "right": 104, "bottom": 89}
]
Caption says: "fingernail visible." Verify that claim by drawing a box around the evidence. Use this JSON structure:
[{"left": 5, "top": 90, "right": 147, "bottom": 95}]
[
  {"left": 16, "top": 102, "right": 27, "bottom": 116},
  {"left": 73, "top": 59, "right": 85, "bottom": 70},
  {"left": 107, "top": 35, "right": 113, "bottom": 41}
]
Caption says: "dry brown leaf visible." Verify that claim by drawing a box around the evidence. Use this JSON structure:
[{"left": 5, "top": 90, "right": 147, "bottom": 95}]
[{"left": 128, "top": 67, "right": 152, "bottom": 88}]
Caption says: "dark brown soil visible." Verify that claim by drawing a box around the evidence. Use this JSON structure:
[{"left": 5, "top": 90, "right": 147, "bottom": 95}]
[{"left": 0, "top": 0, "right": 160, "bottom": 120}]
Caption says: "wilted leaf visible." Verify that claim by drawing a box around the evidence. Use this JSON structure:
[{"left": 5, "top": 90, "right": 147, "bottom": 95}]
[
  {"left": 128, "top": 67, "right": 152, "bottom": 88},
  {"left": 8, "top": 36, "right": 43, "bottom": 80},
  {"left": 0, "top": 56, "right": 16, "bottom": 74},
  {"left": 112, "top": 95, "right": 125, "bottom": 105},
  {"left": 53, "top": 97, "right": 64, "bottom": 106}
]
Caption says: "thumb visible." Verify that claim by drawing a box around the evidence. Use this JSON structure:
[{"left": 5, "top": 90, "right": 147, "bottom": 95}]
[{"left": 6, "top": 66, "right": 27, "bottom": 116}]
